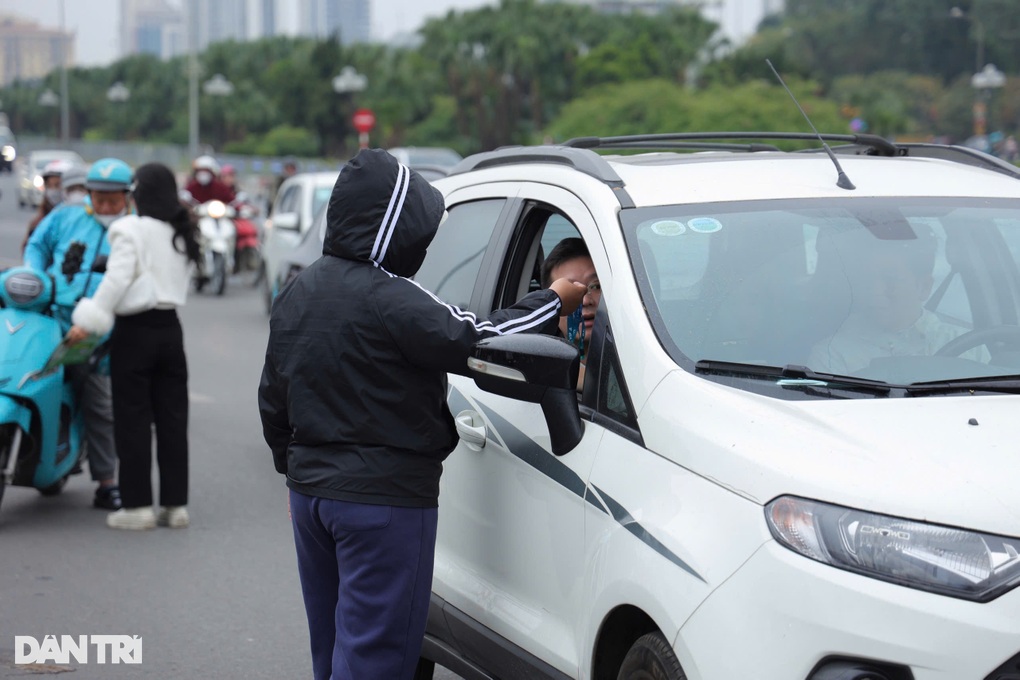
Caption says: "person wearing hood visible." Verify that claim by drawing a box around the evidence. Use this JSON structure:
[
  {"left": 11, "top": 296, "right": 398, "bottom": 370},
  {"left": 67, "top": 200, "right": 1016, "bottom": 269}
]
[
  {"left": 68, "top": 162, "right": 202, "bottom": 530},
  {"left": 24, "top": 157, "right": 135, "bottom": 511},
  {"left": 259, "top": 149, "right": 587, "bottom": 680}
]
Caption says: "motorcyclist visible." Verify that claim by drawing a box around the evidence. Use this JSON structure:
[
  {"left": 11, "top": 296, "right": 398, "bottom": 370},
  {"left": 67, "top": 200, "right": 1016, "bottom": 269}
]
[
  {"left": 23, "top": 159, "right": 73, "bottom": 251},
  {"left": 183, "top": 155, "right": 235, "bottom": 205},
  {"left": 23, "top": 157, "right": 133, "bottom": 511}
]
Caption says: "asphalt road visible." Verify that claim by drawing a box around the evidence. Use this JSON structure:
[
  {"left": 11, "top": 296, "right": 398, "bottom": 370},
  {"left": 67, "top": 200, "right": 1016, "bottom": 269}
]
[{"left": 0, "top": 172, "right": 462, "bottom": 679}]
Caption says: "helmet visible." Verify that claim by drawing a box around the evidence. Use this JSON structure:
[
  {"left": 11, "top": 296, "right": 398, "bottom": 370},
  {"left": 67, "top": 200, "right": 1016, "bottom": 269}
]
[
  {"left": 193, "top": 155, "right": 220, "bottom": 175},
  {"left": 86, "top": 158, "right": 133, "bottom": 191},
  {"left": 60, "top": 165, "right": 88, "bottom": 190},
  {"left": 221, "top": 163, "right": 235, "bottom": 175},
  {"left": 41, "top": 159, "right": 73, "bottom": 179}
]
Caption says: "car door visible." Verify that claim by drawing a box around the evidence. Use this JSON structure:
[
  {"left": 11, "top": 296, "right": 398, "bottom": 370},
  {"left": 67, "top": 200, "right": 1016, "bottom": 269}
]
[
  {"left": 264, "top": 182, "right": 304, "bottom": 290},
  {"left": 431, "top": 183, "right": 610, "bottom": 677}
]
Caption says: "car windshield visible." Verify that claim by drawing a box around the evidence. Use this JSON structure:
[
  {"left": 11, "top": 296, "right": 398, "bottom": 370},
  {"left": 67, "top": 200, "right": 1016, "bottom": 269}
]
[{"left": 624, "top": 197, "right": 1020, "bottom": 389}]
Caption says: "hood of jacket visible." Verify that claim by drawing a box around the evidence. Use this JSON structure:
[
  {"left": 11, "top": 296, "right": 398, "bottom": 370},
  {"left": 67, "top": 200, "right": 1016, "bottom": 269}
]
[{"left": 323, "top": 148, "right": 445, "bottom": 277}]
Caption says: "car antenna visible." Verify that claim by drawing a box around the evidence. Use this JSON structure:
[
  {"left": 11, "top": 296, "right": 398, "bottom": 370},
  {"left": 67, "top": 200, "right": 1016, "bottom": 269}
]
[{"left": 765, "top": 58, "right": 855, "bottom": 190}]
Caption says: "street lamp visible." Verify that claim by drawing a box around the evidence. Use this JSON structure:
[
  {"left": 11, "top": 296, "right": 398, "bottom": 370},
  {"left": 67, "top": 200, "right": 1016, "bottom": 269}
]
[
  {"left": 39, "top": 89, "right": 59, "bottom": 138},
  {"left": 202, "top": 74, "right": 234, "bottom": 150},
  {"left": 106, "top": 82, "right": 130, "bottom": 141},
  {"left": 950, "top": 6, "right": 984, "bottom": 74},
  {"left": 203, "top": 73, "right": 234, "bottom": 97},
  {"left": 332, "top": 66, "right": 368, "bottom": 153},
  {"left": 971, "top": 63, "right": 1006, "bottom": 140}
]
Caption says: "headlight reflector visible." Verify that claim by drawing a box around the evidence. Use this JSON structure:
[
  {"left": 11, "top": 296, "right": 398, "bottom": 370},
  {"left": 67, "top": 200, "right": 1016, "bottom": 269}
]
[{"left": 766, "top": 496, "right": 1020, "bottom": 601}]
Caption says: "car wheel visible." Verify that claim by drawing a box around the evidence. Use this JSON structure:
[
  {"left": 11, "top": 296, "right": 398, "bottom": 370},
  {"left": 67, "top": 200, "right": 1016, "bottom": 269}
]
[{"left": 617, "top": 633, "right": 686, "bottom": 680}]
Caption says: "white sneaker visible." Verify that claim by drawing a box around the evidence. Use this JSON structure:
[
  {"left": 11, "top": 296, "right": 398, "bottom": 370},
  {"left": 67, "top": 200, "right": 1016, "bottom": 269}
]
[
  {"left": 157, "top": 506, "right": 190, "bottom": 528},
  {"left": 107, "top": 507, "right": 157, "bottom": 530}
]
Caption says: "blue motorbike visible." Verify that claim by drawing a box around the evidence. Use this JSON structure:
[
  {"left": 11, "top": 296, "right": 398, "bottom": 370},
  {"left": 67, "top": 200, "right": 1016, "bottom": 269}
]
[{"left": 0, "top": 266, "right": 88, "bottom": 510}]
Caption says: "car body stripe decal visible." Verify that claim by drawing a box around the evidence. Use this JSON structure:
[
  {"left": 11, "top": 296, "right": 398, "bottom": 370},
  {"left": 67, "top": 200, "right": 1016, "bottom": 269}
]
[
  {"left": 449, "top": 386, "right": 703, "bottom": 582},
  {"left": 592, "top": 483, "right": 705, "bottom": 582}
]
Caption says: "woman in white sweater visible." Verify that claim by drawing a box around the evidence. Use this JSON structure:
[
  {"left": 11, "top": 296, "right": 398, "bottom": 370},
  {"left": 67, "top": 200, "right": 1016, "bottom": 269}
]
[{"left": 68, "top": 162, "right": 201, "bottom": 530}]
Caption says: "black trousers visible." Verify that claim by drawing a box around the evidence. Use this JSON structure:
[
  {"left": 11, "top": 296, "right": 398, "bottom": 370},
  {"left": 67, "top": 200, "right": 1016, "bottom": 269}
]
[{"left": 109, "top": 309, "right": 189, "bottom": 509}]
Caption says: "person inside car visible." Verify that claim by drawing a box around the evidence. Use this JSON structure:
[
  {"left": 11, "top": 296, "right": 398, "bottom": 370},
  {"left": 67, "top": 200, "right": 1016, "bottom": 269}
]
[
  {"left": 541, "top": 237, "right": 601, "bottom": 389},
  {"left": 808, "top": 225, "right": 987, "bottom": 374}
]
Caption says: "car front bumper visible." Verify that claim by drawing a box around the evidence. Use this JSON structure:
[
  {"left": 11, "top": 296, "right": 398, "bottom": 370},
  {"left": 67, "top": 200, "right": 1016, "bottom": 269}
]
[{"left": 675, "top": 540, "right": 1020, "bottom": 679}]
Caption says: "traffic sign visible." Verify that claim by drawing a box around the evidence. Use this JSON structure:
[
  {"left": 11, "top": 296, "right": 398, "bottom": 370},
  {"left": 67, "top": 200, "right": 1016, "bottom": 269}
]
[{"left": 352, "top": 108, "right": 376, "bottom": 133}]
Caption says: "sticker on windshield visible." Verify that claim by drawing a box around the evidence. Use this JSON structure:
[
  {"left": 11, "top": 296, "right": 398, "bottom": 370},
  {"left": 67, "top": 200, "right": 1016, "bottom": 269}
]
[
  {"left": 688, "top": 217, "right": 723, "bottom": 233},
  {"left": 650, "top": 220, "right": 686, "bottom": 236}
]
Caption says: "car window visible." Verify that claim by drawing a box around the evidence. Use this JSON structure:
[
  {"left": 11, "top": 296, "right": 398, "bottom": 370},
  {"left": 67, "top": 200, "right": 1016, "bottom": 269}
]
[
  {"left": 277, "top": 185, "right": 299, "bottom": 214},
  {"left": 311, "top": 185, "right": 332, "bottom": 221},
  {"left": 414, "top": 199, "right": 505, "bottom": 309},
  {"left": 624, "top": 197, "right": 1020, "bottom": 386}
]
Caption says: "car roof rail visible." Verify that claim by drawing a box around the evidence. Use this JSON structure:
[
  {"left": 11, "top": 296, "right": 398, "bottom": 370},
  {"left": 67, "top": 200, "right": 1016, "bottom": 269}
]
[
  {"left": 448, "top": 145, "right": 626, "bottom": 189},
  {"left": 563, "top": 132, "right": 901, "bottom": 156},
  {"left": 865, "top": 142, "right": 1020, "bottom": 179}
]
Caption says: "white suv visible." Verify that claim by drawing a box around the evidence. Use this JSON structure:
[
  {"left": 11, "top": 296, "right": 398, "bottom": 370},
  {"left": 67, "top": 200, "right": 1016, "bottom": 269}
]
[{"left": 413, "top": 133, "right": 1020, "bottom": 680}]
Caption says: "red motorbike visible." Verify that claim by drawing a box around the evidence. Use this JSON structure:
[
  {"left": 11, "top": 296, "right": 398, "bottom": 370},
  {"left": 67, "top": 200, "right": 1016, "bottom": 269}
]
[{"left": 231, "top": 193, "right": 263, "bottom": 286}]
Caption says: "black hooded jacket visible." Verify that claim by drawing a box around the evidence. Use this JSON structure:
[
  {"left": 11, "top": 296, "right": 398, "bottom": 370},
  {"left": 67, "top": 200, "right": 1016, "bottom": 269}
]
[{"left": 258, "top": 149, "right": 563, "bottom": 508}]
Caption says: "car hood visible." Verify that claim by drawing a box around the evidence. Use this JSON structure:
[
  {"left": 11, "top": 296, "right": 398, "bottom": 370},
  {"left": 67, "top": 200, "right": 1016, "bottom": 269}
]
[{"left": 640, "top": 370, "right": 1020, "bottom": 536}]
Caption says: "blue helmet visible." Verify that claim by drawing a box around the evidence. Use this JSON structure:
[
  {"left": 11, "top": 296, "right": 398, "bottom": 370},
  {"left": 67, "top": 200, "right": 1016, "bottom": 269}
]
[{"left": 86, "top": 158, "right": 133, "bottom": 192}]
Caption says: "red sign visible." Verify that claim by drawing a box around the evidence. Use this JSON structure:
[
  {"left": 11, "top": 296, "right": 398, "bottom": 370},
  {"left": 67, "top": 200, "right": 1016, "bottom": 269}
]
[{"left": 352, "top": 108, "right": 376, "bottom": 133}]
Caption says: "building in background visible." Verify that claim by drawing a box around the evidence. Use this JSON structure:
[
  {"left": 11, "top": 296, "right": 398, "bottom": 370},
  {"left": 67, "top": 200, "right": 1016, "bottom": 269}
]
[
  {"left": 299, "top": 0, "right": 371, "bottom": 45},
  {"left": 193, "top": 0, "right": 248, "bottom": 47},
  {"left": 0, "top": 15, "right": 74, "bottom": 86},
  {"left": 120, "top": 0, "right": 186, "bottom": 59}
]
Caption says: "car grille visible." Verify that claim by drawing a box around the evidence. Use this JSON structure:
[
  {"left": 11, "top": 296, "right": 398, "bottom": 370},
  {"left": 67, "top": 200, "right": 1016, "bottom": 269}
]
[{"left": 986, "top": 651, "right": 1020, "bottom": 680}]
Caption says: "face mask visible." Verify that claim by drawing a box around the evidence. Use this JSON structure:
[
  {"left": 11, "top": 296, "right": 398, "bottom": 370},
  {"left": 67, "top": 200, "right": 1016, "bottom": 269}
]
[
  {"left": 45, "top": 188, "right": 64, "bottom": 205},
  {"left": 64, "top": 189, "right": 87, "bottom": 205},
  {"left": 95, "top": 210, "right": 126, "bottom": 228},
  {"left": 196, "top": 170, "right": 213, "bottom": 186}
]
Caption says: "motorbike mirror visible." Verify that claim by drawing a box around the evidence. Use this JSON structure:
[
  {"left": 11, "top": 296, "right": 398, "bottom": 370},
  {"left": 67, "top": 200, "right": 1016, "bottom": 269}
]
[{"left": 91, "top": 255, "right": 108, "bottom": 273}]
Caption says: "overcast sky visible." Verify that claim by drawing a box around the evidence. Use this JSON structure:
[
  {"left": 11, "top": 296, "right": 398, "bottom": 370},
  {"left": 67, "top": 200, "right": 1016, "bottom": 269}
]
[
  {"left": 2, "top": 0, "right": 767, "bottom": 67},
  {"left": 0, "top": 0, "right": 496, "bottom": 67}
]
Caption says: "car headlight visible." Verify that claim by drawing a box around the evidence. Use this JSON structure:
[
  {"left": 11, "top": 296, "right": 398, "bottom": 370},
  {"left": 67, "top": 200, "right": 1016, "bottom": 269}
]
[{"left": 766, "top": 496, "right": 1020, "bottom": 602}]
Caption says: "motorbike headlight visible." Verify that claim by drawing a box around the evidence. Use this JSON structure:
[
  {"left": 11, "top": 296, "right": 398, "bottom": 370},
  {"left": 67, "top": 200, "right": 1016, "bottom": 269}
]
[
  {"left": 766, "top": 496, "right": 1020, "bottom": 602},
  {"left": 33, "top": 175, "right": 44, "bottom": 189},
  {"left": 205, "top": 200, "right": 227, "bottom": 219},
  {"left": 4, "top": 271, "right": 45, "bottom": 305},
  {"left": 1, "top": 145, "right": 14, "bottom": 161}
]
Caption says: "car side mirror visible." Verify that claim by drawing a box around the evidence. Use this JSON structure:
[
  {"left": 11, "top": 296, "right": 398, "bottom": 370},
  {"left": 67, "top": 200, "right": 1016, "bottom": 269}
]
[
  {"left": 272, "top": 212, "right": 299, "bottom": 231},
  {"left": 468, "top": 334, "right": 583, "bottom": 455}
]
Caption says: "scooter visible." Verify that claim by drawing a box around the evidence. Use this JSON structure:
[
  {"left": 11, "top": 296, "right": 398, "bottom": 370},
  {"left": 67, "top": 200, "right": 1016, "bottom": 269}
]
[
  {"left": 0, "top": 267, "right": 90, "bottom": 511},
  {"left": 193, "top": 199, "right": 237, "bottom": 296},
  {"left": 231, "top": 193, "right": 262, "bottom": 287}
]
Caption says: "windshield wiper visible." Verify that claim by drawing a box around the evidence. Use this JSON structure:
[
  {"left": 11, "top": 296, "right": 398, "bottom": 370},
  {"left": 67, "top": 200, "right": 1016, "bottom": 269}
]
[
  {"left": 694, "top": 360, "right": 894, "bottom": 395},
  {"left": 905, "top": 375, "right": 1020, "bottom": 396}
]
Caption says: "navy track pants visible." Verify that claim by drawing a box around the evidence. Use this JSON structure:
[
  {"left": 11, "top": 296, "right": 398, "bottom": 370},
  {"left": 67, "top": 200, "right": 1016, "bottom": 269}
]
[{"left": 289, "top": 490, "right": 438, "bottom": 680}]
